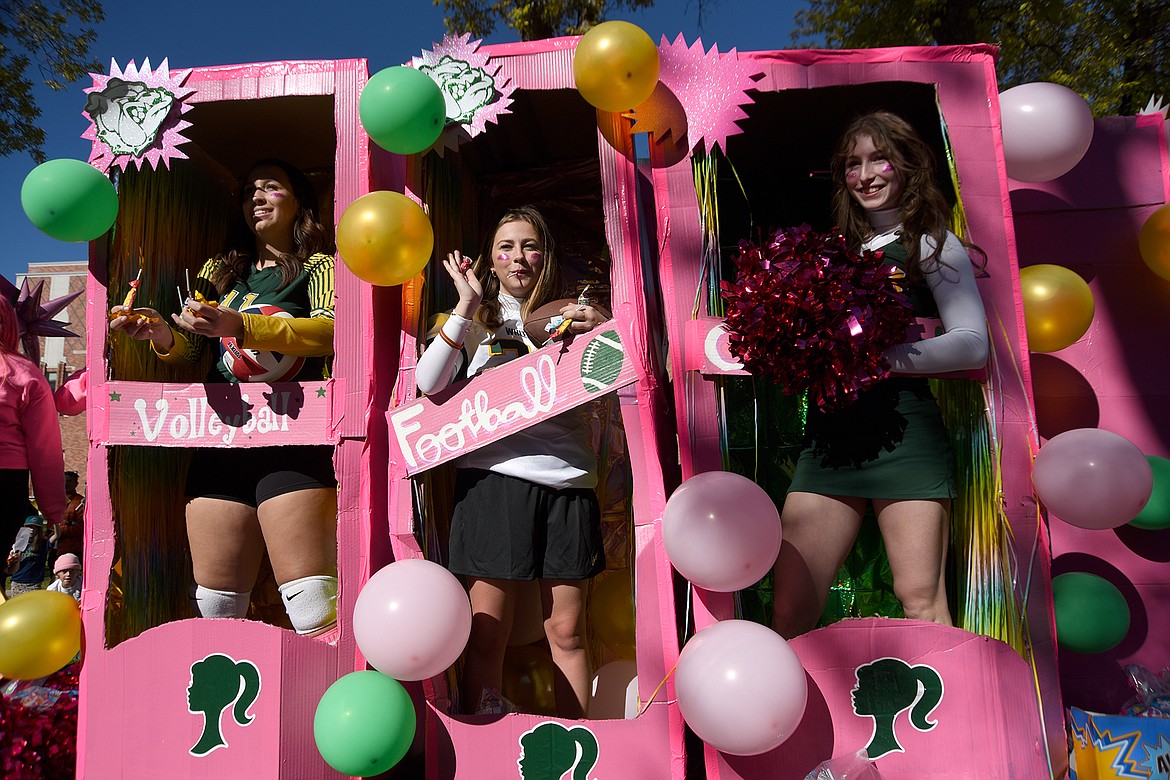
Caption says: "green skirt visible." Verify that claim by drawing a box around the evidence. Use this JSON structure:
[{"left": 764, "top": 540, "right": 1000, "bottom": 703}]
[{"left": 788, "top": 378, "right": 955, "bottom": 500}]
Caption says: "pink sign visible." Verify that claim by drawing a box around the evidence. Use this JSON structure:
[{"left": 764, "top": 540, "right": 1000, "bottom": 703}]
[
  {"left": 683, "top": 317, "right": 749, "bottom": 375},
  {"left": 389, "top": 325, "right": 638, "bottom": 474},
  {"left": 96, "top": 379, "right": 341, "bottom": 447}
]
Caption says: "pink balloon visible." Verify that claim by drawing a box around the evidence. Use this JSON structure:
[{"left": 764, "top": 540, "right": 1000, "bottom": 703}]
[
  {"left": 999, "top": 82, "right": 1094, "bottom": 182},
  {"left": 1033, "top": 428, "right": 1153, "bottom": 530},
  {"left": 663, "top": 471, "right": 781, "bottom": 592},
  {"left": 353, "top": 559, "right": 472, "bottom": 681},
  {"left": 675, "top": 620, "right": 807, "bottom": 755}
]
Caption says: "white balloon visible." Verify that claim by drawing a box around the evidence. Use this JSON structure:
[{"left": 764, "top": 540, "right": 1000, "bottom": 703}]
[
  {"left": 589, "top": 660, "right": 639, "bottom": 719},
  {"left": 999, "top": 82, "right": 1094, "bottom": 182}
]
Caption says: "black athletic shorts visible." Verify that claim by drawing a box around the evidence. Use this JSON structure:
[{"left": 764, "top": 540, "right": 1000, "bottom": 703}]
[
  {"left": 449, "top": 468, "right": 604, "bottom": 581},
  {"left": 185, "top": 445, "right": 336, "bottom": 507},
  {"left": 0, "top": 469, "right": 37, "bottom": 554}
]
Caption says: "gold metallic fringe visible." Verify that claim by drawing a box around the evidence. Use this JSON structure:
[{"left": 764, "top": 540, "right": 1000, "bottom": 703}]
[
  {"left": 103, "top": 153, "right": 230, "bottom": 645},
  {"left": 932, "top": 378, "right": 1025, "bottom": 653}
]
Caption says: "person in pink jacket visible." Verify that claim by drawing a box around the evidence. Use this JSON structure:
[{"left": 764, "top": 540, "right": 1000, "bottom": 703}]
[{"left": 0, "top": 296, "right": 65, "bottom": 556}]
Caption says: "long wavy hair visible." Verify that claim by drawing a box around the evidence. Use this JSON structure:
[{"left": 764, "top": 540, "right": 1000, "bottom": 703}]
[
  {"left": 210, "top": 159, "right": 329, "bottom": 294},
  {"left": 831, "top": 111, "right": 983, "bottom": 282},
  {"left": 472, "top": 206, "right": 562, "bottom": 329}
]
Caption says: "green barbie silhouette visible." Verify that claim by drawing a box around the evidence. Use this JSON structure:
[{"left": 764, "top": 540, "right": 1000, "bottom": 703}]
[
  {"left": 851, "top": 657, "right": 942, "bottom": 759},
  {"left": 187, "top": 653, "right": 262, "bottom": 756},
  {"left": 517, "top": 722, "right": 599, "bottom": 780}
]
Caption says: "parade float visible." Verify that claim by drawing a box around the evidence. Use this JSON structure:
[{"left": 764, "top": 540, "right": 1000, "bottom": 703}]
[{"left": 7, "top": 17, "right": 1170, "bottom": 780}]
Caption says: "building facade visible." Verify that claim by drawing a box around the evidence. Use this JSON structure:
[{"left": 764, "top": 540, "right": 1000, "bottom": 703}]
[{"left": 19, "top": 260, "right": 88, "bottom": 493}]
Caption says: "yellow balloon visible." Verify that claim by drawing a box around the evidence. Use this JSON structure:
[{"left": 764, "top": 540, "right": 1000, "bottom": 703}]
[
  {"left": 1019, "top": 263, "right": 1095, "bottom": 353},
  {"left": 0, "top": 591, "right": 82, "bottom": 679},
  {"left": 574, "top": 21, "right": 660, "bottom": 112},
  {"left": 502, "top": 644, "right": 558, "bottom": 716},
  {"left": 587, "top": 568, "right": 635, "bottom": 660},
  {"left": 508, "top": 580, "right": 547, "bottom": 647},
  {"left": 1139, "top": 203, "right": 1170, "bottom": 281},
  {"left": 336, "top": 191, "right": 434, "bottom": 287}
]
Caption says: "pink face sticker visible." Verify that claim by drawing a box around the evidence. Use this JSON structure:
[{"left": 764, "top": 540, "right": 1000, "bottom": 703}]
[
  {"left": 528, "top": 251, "right": 542, "bottom": 262},
  {"left": 846, "top": 170, "right": 859, "bottom": 181},
  {"left": 269, "top": 191, "right": 285, "bottom": 199},
  {"left": 496, "top": 253, "right": 510, "bottom": 262},
  {"left": 881, "top": 163, "right": 894, "bottom": 173}
]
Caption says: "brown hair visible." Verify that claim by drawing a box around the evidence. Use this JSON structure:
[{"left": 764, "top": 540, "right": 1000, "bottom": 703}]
[
  {"left": 831, "top": 111, "right": 983, "bottom": 279},
  {"left": 211, "top": 159, "right": 329, "bottom": 294},
  {"left": 473, "top": 206, "right": 562, "bottom": 329}
]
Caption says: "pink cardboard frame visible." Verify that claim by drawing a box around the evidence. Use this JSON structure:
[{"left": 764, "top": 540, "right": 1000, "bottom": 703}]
[
  {"left": 368, "top": 36, "right": 686, "bottom": 779},
  {"left": 80, "top": 58, "right": 370, "bottom": 780},
  {"left": 650, "top": 45, "right": 1060, "bottom": 778},
  {"left": 1012, "top": 114, "right": 1170, "bottom": 716}
]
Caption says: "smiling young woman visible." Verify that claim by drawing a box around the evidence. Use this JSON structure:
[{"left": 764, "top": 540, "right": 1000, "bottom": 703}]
[
  {"left": 109, "top": 158, "right": 339, "bottom": 637},
  {"left": 772, "top": 112, "right": 989, "bottom": 639},
  {"left": 416, "top": 206, "right": 610, "bottom": 718}
]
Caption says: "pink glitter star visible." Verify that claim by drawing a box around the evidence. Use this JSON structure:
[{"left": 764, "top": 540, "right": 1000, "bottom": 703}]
[{"left": 632, "top": 35, "right": 764, "bottom": 155}]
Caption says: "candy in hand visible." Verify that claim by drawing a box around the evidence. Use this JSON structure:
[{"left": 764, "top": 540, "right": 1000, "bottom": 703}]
[
  {"left": 116, "top": 267, "right": 145, "bottom": 308},
  {"left": 186, "top": 290, "right": 220, "bottom": 318},
  {"left": 109, "top": 268, "right": 157, "bottom": 322},
  {"left": 108, "top": 308, "right": 159, "bottom": 325}
]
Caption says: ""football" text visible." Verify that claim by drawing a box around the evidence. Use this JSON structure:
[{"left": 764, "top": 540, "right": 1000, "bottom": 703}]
[{"left": 391, "top": 354, "right": 558, "bottom": 469}]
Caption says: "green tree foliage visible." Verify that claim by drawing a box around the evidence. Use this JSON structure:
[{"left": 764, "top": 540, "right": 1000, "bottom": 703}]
[
  {"left": 792, "top": 0, "right": 1169, "bottom": 116},
  {"left": 1, "top": 1, "right": 104, "bottom": 161},
  {"left": 436, "top": 0, "right": 655, "bottom": 41}
]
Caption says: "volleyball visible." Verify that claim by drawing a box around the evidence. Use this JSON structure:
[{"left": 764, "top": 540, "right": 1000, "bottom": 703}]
[{"left": 219, "top": 303, "right": 306, "bottom": 383}]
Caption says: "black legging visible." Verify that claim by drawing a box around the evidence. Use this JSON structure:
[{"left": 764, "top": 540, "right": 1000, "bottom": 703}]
[{"left": 0, "top": 469, "right": 37, "bottom": 555}]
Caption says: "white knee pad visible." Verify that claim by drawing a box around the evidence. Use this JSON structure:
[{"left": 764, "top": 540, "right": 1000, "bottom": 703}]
[
  {"left": 279, "top": 575, "right": 338, "bottom": 635},
  {"left": 191, "top": 584, "right": 251, "bottom": 619}
]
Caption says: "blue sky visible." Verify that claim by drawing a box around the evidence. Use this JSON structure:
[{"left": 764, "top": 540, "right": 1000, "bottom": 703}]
[{"left": 1, "top": 0, "right": 804, "bottom": 284}]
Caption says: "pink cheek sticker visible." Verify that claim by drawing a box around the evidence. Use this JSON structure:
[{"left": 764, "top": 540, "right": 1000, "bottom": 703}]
[
  {"left": 846, "top": 170, "right": 859, "bottom": 181},
  {"left": 881, "top": 164, "right": 894, "bottom": 173},
  {"left": 270, "top": 192, "right": 285, "bottom": 199},
  {"left": 497, "top": 253, "right": 510, "bottom": 263},
  {"left": 528, "top": 252, "right": 542, "bottom": 262}
]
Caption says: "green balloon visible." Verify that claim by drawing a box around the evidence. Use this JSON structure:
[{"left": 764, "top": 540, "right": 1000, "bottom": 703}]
[
  {"left": 1130, "top": 456, "right": 1170, "bottom": 530},
  {"left": 21, "top": 158, "right": 118, "bottom": 242},
  {"left": 1052, "top": 572, "right": 1130, "bottom": 654},
  {"left": 360, "top": 66, "right": 446, "bottom": 155},
  {"left": 313, "top": 671, "right": 416, "bottom": 776}
]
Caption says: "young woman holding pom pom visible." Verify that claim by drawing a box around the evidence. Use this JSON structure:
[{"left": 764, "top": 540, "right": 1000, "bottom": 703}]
[{"left": 772, "top": 112, "right": 989, "bottom": 637}]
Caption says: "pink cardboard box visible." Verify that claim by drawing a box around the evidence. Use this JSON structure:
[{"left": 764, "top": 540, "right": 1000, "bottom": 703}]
[
  {"left": 367, "top": 35, "right": 685, "bottom": 779},
  {"left": 648, "top": 43, "right": 1061, "bottom": 778},
  {"left": 79, "top": 58, "right": 370, "bottom": 779}
]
